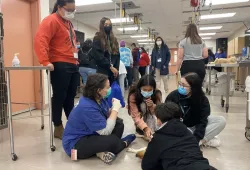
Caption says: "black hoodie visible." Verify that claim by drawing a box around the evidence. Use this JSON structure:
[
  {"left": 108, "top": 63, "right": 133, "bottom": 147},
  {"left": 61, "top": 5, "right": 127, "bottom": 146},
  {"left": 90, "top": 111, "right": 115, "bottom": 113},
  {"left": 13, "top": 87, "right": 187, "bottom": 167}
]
[
  {"left": 142, "top": 119, "right": 212, "bottom": 170},
  {"left": 165, "top": 90, "right": 210, "bottom": 142}
]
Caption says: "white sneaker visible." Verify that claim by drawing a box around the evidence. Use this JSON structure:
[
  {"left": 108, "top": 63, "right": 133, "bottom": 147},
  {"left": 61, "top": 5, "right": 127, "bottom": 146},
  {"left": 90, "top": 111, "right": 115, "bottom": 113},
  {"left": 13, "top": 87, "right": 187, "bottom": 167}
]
[{"left": 204, "top": 136, "right": 221, "bottom": 148}]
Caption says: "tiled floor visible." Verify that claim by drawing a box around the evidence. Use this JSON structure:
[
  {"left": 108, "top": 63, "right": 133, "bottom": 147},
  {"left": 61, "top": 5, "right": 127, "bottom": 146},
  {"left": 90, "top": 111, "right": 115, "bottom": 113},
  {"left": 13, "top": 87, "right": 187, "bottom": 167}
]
[{"left": 1, "top": 77, "right": 250, "bottom": 170}]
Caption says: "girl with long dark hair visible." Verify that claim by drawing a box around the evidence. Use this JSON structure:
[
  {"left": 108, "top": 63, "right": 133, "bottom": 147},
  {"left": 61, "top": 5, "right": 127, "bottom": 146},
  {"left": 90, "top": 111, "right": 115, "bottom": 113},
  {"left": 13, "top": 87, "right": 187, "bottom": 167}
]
[
  {"left": 176, "top": 24, "right": 208, "bottom": 82},
  {"left": 34, "top": 0, "right": 78, "bottom": 139},
  {"left": 128, "top": 75, "right": 162, "bottom": 140},
  {"left": 91, "top": 17, "right": 120, "bottom": 85},
  {"left": 151, "top": 36, "right": 171, "bottom": 93},
  {"left": 166, "top": 73, "right": 226, "bottom": 148}
]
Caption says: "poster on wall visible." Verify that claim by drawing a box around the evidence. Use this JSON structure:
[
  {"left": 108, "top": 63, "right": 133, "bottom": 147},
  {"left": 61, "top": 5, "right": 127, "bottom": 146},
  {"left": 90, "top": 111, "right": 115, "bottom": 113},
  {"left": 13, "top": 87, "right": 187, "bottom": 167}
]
[{"left": 75, "top": 30, "right": 85, "bottom": 44}]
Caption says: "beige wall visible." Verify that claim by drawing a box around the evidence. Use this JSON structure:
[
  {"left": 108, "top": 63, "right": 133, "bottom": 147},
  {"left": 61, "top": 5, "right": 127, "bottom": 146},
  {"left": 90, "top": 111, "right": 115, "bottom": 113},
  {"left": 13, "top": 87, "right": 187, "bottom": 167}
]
[
  {"left": 229, "top": 23, "right": 250, "bottom": 41},
  {"left": 71, "top": 19, "right": 98, "bottom": 40}
]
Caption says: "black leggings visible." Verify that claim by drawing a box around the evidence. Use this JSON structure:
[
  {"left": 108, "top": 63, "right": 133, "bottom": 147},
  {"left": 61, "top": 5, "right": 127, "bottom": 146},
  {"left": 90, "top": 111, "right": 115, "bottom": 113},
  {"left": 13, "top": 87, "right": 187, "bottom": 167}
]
[
  {"left": 139, "top": 66, "right": 147, "bottom": 77},
  {"left": 180, "top": 60, "right": 206, "bottom": 82},
  {"left": 51, "top": 62, "right": 79, "bottom": 126},
  {"left": 74, "top": 118, "right": 126, "bottom": 159}
]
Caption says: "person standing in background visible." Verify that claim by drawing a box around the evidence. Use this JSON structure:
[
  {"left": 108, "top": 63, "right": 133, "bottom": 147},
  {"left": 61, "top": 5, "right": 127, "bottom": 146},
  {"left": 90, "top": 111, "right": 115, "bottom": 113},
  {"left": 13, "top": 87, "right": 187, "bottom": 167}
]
[
  {"left": 139, "top": 47, "right": 150, "bottom": 77},
  {"left": 79, "top": 39, "right": 97, "bottom": 85},
  {"left": 92, "top": 17, "right": 119, "bottom": 85},
  {"left": 215, "top": 48, "right": 227, "bottom": 59},
  {"left": 119, "top": 40, "right": 133, "bottom": 89},
  {"left": 131, "top": 43, "right": 140, "bottom": 83},
  {"left": 119, "top": 60, "right": 127, "bottom": 98},
  {"left": 176, "top": 23, "right": 208, "bottom": 82},
  {"left": 34, "top": 0, "right": 78, "bottom": 139},
  {"left": 151, "top": 37, "right": 171, "bottom": 93}
]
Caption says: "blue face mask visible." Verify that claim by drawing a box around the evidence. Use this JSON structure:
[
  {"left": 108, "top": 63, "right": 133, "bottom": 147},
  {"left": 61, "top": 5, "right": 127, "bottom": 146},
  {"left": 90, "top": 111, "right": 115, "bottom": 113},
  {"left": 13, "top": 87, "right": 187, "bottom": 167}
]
[
  {"left": 178, "top": 86, "right": 188, "bottom": 96},
  {"left": 141, "top": 90, "right": 154, "bottom": 98},
  {"left": 77, "top": 44, "right": 81, "bottom": 49},
  {"left": 104, "top": 87, "right": 112, "bottom": 98}
]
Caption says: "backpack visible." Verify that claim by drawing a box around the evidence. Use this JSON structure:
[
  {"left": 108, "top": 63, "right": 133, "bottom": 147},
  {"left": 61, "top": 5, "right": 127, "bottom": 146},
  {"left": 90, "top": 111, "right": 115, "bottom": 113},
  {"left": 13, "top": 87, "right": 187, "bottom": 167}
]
[{"left": 79, "top": 48, "right": 92, "bottom": 66}]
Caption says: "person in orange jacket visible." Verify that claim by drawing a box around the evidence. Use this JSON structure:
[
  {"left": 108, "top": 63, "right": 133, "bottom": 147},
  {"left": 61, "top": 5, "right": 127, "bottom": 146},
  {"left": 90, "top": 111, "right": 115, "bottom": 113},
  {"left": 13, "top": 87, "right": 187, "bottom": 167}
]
[
  {"left": 139, "top": 47, "right": 150, "bottom": 77},
  {"left": 34, "top": 0, "right": 78, "bottom": 139}
]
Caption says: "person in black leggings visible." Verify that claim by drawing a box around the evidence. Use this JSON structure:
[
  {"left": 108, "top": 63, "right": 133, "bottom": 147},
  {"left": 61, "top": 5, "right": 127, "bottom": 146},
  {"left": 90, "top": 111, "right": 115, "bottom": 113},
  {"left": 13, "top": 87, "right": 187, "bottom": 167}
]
[
  {"left": 62, "top": 74, "right": 136, "bottom": 164},
  {"left": 176, "top": 24, "right": 208, "bottom": 82}
]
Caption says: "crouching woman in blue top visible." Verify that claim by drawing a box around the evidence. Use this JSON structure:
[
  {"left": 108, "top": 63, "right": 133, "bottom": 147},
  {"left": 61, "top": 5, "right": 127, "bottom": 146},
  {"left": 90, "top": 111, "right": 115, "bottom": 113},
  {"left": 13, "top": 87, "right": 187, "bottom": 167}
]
[{"left": 62, "top": 73, "right": 136, "bottom": 164}]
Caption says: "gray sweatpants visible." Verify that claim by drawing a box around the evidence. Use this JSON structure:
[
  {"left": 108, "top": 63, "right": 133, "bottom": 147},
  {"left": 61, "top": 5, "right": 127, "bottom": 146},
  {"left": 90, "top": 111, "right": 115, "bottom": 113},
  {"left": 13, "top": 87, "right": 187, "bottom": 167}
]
[
  {"left": 119, "top": 74, "right": 126, "bottom": 98},
  {"left": 189, "top": 115, "right": 226, "bottom": 142}
]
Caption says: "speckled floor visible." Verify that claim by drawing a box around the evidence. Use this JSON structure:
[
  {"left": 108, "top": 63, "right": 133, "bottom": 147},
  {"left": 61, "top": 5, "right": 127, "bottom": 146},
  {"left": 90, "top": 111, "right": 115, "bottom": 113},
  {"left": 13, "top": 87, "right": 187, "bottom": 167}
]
[{"left": 0, "top": 76, "right": 250, "bottom": 170}]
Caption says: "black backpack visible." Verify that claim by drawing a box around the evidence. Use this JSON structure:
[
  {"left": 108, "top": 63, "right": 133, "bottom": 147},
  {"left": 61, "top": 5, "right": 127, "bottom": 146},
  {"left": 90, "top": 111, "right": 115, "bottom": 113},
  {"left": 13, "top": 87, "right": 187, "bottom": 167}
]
[{"left": 79, "top": 48, "right": 92, "bottom": 66}]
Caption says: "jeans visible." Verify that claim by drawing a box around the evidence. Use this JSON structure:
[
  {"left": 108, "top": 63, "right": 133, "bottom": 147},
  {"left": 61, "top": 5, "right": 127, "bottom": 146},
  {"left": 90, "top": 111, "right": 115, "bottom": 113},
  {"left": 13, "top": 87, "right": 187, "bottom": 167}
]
[
  {"left": 79, "top": 67, "right": 97, "bottom": 85},
  {"left": 125, "top": 66, "right": 133, "bottom": 87},
  {"left": 189, "top": 115, "right": 226, "bottom": 142},
  {"left": 155, "top": 69, "right": 169, "bottom": 92},
  {"left": 132, "top": 66, "right": 139, "bottom": 83},
  {"left": 74, "top": 119, "right": 125, "bottom": 159},
  {"left": 119, "top": 74, "right": 126, "bottom": 98},
  {"left": 51, "top": 62, "right": 79, "bottom": 126}
]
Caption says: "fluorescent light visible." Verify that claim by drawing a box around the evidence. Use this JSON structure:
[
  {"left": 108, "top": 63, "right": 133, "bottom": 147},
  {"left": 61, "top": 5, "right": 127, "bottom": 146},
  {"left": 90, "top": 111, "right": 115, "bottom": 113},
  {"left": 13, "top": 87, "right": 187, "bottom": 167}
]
[
  {"left": 199, "top": 33, "right": 216, "bottom": 36},
  {"left": 117, "top": 27, "right": 140, "bottom": 31},
  {"left": 131, "top": 35, "right": 148, "bottom": 38},
  {"left": 247, "top": 30, "right": 250, "bottom": 32},
  {"left": 200, "top": 13, "right": 236, "bottom": 20},
  {"left": 138, "top": 43, "right": 154, "bottom": 45},
  {"left": 137, "top": 39, "right": 154, "bottom": 42},
  {"left": 76, "top": 0, "right": 113, "bottom": 6},
  {"left": 111, "top": 18, "right": 133, "bottom": 24},
  {"left": 200, "top": 26, "right": 222, "bottom": 30},
  {"left": 202, "top": 37, "right": 212, "bottom": 40},
  {"left": 205, "top": 0, "right": 249, "bottom": 6}
]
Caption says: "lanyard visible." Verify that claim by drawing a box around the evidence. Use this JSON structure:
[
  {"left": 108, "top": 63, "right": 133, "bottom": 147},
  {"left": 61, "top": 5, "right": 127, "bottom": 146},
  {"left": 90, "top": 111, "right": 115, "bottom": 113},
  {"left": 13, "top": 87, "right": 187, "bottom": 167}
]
[
  {"left": 68, "top": 22, "right": 75, "bottom": 48},
  {"left": 95, "top": 100, "right": 108, "bottom": 119}
]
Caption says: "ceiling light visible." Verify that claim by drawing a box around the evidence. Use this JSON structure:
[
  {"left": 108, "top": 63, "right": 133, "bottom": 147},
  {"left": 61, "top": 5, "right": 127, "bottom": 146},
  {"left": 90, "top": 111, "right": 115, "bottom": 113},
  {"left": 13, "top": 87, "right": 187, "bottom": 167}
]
[
  {"left": 111, "top": 18, "right": 133, "bottom": 24},
  {"left": 200, "top": 26, "right": 222, "bottom": 30},
  {"left": 205, "top": 0, "right": 249, "bottom": 6},
  {"left": 200, "top": 13, "right": 236, "bottom": 20},
  {"left": 138, "top": 43, "right": 154, "bottom": 45},
  {"left": 117, "top": 27, "right": 140, "bottom": 31},
  {"left": 202, "top": 37, "right": 212, "bottom": 40},
  {"left": 131, "top": 35, "right": 148, "bottom": 38},
  {"left": 137, "top": 39, "right": 154, "bottom": 42},
  {"left": 247, "top": 30, "right": 250, "bottom": 32},
  {"left": 199, "top": 33, "right": 216, "bottom": 36},
  {"left": 76, "top": 0, "right": 113, "bottom": 6}
]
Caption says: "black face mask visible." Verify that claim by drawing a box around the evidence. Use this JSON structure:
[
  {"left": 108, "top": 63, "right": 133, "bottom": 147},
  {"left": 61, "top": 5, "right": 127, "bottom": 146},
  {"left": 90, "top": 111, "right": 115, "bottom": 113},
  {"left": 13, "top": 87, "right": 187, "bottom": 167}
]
[{"left": 104, "top": 26, "right": 112, "bottom": 35}]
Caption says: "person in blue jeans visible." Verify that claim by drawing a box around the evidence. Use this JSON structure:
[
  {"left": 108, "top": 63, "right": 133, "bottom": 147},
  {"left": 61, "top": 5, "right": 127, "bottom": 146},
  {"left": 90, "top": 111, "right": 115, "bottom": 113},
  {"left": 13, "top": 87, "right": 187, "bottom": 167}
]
[
  {"left": 78, "top": 39, "right": 97, "bottom": 85},
  {"left": 119, "top": 40, "right": 133, "bottom": 88},
  {"left": 62, "top": 74, "right": 136, "bottom": 164}
]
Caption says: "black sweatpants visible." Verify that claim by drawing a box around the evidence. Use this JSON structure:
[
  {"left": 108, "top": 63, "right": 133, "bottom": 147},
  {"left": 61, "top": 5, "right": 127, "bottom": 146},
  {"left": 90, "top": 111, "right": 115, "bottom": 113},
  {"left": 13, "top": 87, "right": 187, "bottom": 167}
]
[
  {"left": 139, "top": 66, "right": 147, "bottom": 77},
  {"left": 180, "top": 60, "right": 206, "bottom": 82},
  {"left": 51, "top": 62, "right": 79, "bottom": 126},
  {"left": 125, "top": 66, "right": 133, "bottom": 87},
  {"left": 74, "top": 119, "right": 126, "bottom": 159}
]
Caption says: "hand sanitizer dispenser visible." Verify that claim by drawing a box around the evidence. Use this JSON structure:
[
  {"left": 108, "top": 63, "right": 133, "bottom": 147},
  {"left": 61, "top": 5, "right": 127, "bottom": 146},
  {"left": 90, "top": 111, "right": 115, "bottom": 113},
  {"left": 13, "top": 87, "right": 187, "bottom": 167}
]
[{"left": 12, "top": 53, "right": 20, "bottom": 67}]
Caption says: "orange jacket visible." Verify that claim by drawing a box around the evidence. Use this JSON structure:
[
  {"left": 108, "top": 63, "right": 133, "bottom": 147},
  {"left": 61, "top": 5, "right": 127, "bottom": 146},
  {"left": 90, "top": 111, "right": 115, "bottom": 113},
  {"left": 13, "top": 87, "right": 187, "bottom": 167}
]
[{"left": 34, "top": 13, "right": 77, "bottom": 66}]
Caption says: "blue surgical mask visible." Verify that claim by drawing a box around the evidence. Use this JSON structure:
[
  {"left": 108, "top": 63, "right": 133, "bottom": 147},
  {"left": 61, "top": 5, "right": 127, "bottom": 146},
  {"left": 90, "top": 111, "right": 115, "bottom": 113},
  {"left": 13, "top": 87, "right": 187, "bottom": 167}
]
[
  {"left": 141, "top": 90, "right": 153, "bottom": 98},
  {"left": 77, "top": 44, "right": 81, "bottom": 49},
  {"left": 178, "top": 86, "right": 188, "bottom": 96},
  {"left": 104, "top": 87, "right": 112, "bottom": 98}
]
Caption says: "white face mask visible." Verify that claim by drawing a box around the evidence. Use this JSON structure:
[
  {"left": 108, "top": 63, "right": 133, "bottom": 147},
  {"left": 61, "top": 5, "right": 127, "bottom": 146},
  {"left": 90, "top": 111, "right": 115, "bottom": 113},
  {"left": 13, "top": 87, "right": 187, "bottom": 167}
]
[
  {"left": 156, "top": 41, "right": 162, "bottom": 46},
  {"left": 63, "top": 11, "right": 75, "bottom": 20}
]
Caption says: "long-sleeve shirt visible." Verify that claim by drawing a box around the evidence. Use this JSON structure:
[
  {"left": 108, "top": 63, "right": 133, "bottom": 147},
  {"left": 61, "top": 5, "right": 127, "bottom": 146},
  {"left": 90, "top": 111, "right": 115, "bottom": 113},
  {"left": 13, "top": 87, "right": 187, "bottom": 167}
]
[
  {"left": 34, "top": 13, "right": 77, "bottom": 66},
  {"left": 128, "top": 94, "right": 156, "bottom": 131},
  {"left": 119, "top": 47, "right": 133, "bottom": 67},
  {"left": 139, "top": 52, "right": 150, "bottom": 67}
]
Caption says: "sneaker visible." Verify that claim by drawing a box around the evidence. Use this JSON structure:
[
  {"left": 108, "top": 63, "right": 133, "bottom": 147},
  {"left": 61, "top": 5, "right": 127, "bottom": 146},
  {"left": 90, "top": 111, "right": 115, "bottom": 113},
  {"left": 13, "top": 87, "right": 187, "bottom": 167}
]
[
  {"left": 97, "top": 152, "right": 116, "bottom": 165},
  {"left": 204, "top": 136, "right": 221, "bottom": 148},
  {"left": 122, "top": 134, "right": 136, "bottom": 147}
]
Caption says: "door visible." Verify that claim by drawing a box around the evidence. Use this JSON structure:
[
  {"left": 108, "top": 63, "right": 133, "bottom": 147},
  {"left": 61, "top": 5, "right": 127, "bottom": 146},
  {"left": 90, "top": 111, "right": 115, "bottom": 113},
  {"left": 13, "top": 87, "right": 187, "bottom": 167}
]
[
  {"left": 2, "top": 0, "right": 36, "bottom": 113},
  {"left": 169, "top": 48, "right": 178, "bottom": 75}
]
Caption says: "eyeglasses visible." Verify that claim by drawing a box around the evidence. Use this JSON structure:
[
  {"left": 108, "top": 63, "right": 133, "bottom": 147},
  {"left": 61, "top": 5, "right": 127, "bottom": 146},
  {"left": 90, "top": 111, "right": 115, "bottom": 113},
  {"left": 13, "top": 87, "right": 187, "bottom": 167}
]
[
  {"left": 63, "top": 7, "right": 76, "bottom": 13},
  {"left": 178, "top": 82, "right": 190, "bottom": 88}
]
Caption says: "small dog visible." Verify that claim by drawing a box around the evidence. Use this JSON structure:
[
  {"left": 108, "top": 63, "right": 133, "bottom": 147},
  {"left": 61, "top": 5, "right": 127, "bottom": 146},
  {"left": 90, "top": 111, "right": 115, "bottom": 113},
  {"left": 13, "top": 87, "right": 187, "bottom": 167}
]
[{"left": 127, "top": 147, "right": 147, "bottom": 159}]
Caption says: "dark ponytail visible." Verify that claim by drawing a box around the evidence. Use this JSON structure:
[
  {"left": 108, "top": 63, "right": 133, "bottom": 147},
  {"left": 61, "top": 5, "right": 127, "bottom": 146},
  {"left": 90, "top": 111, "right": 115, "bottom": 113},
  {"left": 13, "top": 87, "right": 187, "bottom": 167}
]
[{"left": 51, "top": 0, "right": 75, "bottom": 14}]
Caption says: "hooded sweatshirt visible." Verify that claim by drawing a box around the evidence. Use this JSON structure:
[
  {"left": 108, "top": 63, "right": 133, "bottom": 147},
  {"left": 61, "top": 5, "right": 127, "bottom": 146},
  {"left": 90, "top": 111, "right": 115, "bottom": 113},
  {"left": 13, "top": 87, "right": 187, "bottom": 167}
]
[{"left": 142, "top": 119, "right": 212, "bottom": 170}]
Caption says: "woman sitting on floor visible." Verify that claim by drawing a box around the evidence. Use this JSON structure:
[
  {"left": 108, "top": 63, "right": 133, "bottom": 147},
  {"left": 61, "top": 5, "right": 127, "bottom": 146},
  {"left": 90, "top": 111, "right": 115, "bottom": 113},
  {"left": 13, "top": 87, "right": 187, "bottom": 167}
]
[
  {"left": 165, "top": 72, "right": 226, "bottom": 147},
  {"left": 128, "top": 75, "right": 162, "bottom": 140},
  {"left": 62, "top": 74, "right": 136, "bottom": 164}
]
